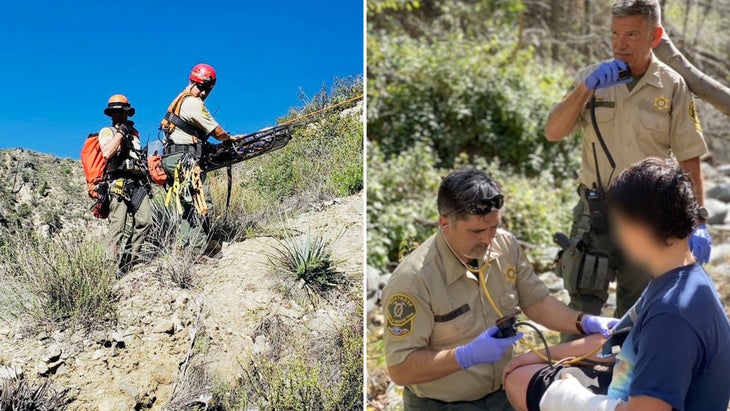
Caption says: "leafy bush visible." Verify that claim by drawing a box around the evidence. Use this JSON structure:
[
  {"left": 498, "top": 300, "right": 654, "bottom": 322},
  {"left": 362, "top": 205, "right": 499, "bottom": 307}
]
[
  {"left": 368, "top": 33, "right": 578, "bottom": 177},
  {"left": 217, "top": 307, "right": 363, "bottom": 410},
  {"left": 266, "top": 224, "right": 343, "bottom": 293},
  {"left": 0, "top": 229, "right": 116, "bottom": 326}
]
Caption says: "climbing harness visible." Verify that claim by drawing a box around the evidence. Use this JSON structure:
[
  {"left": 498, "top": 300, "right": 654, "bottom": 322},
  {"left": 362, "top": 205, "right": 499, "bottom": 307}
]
[{"left": 165, "top": 154, "right": 208, "bottom": 215}]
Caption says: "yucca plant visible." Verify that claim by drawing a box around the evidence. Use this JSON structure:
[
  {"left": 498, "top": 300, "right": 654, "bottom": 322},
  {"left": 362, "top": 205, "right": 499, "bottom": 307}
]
[
  {"left": 266, "top": 224, "right": 343, "bottom": 293},
  {"left": 0, "top": 376, "right": 69, "bottom": 410}
]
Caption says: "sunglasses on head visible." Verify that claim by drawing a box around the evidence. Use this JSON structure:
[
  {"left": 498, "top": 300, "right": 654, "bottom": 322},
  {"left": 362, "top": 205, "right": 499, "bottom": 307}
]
[{"left": 462, "top": 194, "right": 504, "bottom": 215}]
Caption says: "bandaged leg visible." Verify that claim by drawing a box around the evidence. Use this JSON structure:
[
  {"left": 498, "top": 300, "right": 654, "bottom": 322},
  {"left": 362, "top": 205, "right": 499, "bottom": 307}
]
[{"left": 540, "top": 375, "right": 622, "bottom": 411}]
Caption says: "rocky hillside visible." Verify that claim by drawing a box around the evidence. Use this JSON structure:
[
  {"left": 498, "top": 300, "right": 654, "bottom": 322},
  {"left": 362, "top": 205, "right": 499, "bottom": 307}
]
[
  {"left": 0, "top": 148, "right": 96, "bottom": 234},
  {"left": 0, "top": 192, "right": 363, "bottom": 410}
]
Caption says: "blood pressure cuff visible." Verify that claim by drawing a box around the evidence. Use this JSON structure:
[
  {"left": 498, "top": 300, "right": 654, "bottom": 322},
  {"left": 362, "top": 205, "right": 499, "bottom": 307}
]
[{"left": 525, "top": 364, "right": 613, "bottom": 411}]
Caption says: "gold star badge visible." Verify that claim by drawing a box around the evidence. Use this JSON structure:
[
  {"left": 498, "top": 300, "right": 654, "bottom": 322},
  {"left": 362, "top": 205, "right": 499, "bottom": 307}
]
[{"left": 654, "top": 96, "right": 670, "bottom": 111}]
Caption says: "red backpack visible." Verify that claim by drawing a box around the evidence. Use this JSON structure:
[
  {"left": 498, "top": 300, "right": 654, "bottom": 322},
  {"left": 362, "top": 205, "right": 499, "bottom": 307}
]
[{"left": 80, "top": 132, "right": 106, "bottom": 199}]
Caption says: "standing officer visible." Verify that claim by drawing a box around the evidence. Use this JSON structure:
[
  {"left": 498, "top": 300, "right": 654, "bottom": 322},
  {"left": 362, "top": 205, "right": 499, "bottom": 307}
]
[
  {"left": 544, "top": 0, "right": 710, "bottom": 323},
  {"left": 98, "top": 94, "right": 151, "bottom": 270},
  {"left": 382, "top": 168, "right": 617, "bottom": 410},
  {"left": 160, "top": 63, "right": 232, "bottom": 251}
]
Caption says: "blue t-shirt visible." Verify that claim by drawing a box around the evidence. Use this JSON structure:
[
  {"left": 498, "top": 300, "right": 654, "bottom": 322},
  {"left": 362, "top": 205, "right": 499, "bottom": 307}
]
[{"left": 607, "top": 263, "right": 730, "bottom": 411}]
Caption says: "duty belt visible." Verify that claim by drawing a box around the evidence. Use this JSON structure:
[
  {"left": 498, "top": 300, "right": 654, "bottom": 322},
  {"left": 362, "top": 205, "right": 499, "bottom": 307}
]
[{"left": 164, "top": 143, "right": 202, "bottom": 158}]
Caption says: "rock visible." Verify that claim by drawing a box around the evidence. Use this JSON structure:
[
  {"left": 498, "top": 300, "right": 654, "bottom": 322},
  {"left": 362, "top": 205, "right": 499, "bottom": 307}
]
[
  {"left": 710, "top": 244, "right": 730, "bottom": 265},
  {"left": 152, "top": 319, "right": 174, "bottom": 335},
  {"left": 97, "top": 394, "right": 134, "bottom": 411},
  {"left": 44, "top": 344, "right": 62, "bottom": 362},
  {"left": 35, "top": 362, "right": 49, "bottom": 376},
  {"left": 92, "top": 349, "right": 104, "bottom": 360},
  {"left": 0, "top": 365, "right": 22, "bottom": 380},
  {"left": 36, "top": 332, "right": 49, "bottom": 341},
  {"left": 705, "top": 199, "right": 728, "bottom": 225},
  {"left": 151, "top": 365, "right": 175, "bottom": 385},
  {"left": 47, "top": 359, "right": 64, "bottom": 373},
  {"left": 118, "top": 382, "right": 139, "bottom": 401},
  {"left": 538, "top": 271, "right": 564, "bottom": 292},
  {"left": 716, "top": 164, "right": 730, "bottom": 177},
  {"left": 707, "top": 184, "right": 730, "bottom": 203}
]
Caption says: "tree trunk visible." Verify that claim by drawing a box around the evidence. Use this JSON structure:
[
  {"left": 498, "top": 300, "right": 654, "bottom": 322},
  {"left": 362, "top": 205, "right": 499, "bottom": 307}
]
[{"left": 654, "top": 32, "right": 730, "bottom": 116}]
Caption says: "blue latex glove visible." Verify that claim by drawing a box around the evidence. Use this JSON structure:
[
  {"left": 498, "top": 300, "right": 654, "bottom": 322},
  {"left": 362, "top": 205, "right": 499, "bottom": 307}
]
[
  {"left": 690, "top": 223, "right": 712, "bottom": 264},
  {"left": 582, "top": 315, "right": 619, "bottom": 338},
  {"left": 585, "top": 60, "right": 631, "bottom": 90},
  {"left": 455, "top": 326, "right": 523, "bottom": 369}
]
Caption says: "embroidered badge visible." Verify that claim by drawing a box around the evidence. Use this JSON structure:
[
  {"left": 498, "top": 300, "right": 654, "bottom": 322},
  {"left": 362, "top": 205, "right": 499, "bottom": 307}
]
[
  {"left": 386, "top": 294, "right": 417, "bottom": 337},
  {"left": 654, "top": 96, "right": 670, "bottom": 111},
  {"left": 689, "top": 100, "right": 702, "bottom": 131},
  {"left": 201, "top": 104, "right": 212, "bottom": 120},
  {"left": 504, "top": 265, "right": 518, "bottom": 284}
]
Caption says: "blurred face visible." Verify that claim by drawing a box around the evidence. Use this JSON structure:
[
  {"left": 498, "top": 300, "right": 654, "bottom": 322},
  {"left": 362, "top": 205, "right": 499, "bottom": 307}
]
[
  {"left": 612, "top": 210, "right": 660, "bottom": 268},
  {"left": 110, "top": 111, "right": 128, "bottom": 125},
  {"left": 612, "top": 15, "right": 663, "bottom": 74},
  {"left": 440, "top": 211, "right": 500, "bottom": 261}
]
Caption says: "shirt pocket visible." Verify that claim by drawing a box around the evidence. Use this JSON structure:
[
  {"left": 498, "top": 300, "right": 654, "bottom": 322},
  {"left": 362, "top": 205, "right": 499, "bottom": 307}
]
[
  {"left": 638, "top": 111, "right": 671, "bottom": 154},
  {"left": 431, "top": 306, "right": 477, "bottom": 348}
]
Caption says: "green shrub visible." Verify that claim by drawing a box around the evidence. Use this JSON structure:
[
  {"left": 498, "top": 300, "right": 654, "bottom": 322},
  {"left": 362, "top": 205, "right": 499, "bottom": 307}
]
[
  {"left": 0, "top": 229, "right": 116, "bottom": 326},
  {"left": 266, "top": 223, "right": 343, "bottom": 293},
  {"left": 0, "top": 376, "right": 69, "bottom": 410}
]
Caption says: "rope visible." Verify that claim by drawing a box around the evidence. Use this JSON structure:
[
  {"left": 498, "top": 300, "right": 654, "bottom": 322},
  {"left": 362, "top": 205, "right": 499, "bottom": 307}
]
[
  {"left": 279, "top": 94, "right": 363, "bottom": 127},
  {"left": 165, "top": 158, "right": 208, "bottom": 215}
]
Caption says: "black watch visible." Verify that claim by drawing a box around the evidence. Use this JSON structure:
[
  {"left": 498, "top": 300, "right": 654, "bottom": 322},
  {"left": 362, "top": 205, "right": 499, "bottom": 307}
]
[{"left": 698, "top": 207, "right": 709, "bottom": 221}]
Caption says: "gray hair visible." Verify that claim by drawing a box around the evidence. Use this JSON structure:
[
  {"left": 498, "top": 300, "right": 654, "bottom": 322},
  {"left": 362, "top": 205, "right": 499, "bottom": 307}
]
[{"left": 612, "top": 0, "right": 662, "bottom": 27}]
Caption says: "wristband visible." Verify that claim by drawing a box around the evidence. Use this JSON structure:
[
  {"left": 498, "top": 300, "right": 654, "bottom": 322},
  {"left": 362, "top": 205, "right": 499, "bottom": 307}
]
[{"left": 576, "top": 313, "right": 586, "bottom": 335}]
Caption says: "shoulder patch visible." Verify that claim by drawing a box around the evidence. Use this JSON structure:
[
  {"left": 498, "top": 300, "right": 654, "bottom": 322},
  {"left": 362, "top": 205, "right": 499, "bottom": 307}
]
[
  {"left": 99, "top": 127, "right": 114, "bottom": 139},
  {"left": 386, "top": 294, "right": 417, "bottom": 338},
  {"left": 689, "top": 100, "right": 702, "bottom": 131},
  {"left": 201, "top": 104, "right": 212, "bottom": 120}
]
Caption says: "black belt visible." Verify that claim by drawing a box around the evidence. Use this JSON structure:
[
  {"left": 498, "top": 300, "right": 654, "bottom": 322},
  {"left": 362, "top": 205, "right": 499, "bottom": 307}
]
[{"left": 163, "top": 143, "right": 202, "bottom": 158}]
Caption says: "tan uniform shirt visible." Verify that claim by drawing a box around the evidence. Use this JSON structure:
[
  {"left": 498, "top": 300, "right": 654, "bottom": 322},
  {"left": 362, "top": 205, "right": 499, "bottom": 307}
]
[
  {"left": 382, "top": 229, "right": 549, "bottom": 402},
  {"left": 98, "top": 126, "right": 141, "bottom": 173},
  {"left": 571, "top": 55, "right": 707, "bottom": 188},
  {"left": 167, "top": 94, "right": 220, "bottom": 145}
]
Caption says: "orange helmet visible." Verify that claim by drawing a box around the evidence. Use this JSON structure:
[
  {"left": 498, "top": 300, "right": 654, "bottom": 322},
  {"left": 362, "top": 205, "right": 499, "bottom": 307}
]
[
  {"left": 104, "top": 94, "right": 135, "bottom": 117},
  {"left": 189, "top": 63, "right": 217, "bottom": 89}
]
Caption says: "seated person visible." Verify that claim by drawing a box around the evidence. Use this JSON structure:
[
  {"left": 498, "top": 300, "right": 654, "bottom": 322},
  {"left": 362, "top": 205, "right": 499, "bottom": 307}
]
[{"left": 502, "top": 157, "right": 730, "bottom": 411}]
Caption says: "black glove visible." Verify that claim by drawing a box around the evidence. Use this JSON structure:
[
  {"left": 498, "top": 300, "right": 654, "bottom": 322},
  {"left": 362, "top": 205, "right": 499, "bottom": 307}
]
[{"left": 117, "top": 123, "right": 132, "bottom": 137}]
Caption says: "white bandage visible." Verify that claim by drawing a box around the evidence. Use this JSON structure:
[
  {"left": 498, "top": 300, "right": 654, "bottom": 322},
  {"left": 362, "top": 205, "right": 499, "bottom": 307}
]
[{"left": 540, "top": 375, "right": 622, "bottom": 411}]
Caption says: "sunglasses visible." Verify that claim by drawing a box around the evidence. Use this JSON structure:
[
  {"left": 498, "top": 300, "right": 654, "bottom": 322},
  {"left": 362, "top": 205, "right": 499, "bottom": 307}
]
[{"left": 462, "top": 194, "right": 504, "bottom": 215}]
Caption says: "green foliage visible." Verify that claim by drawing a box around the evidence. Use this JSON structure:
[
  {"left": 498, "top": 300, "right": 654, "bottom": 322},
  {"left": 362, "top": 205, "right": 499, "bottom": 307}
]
[
  {"left": 220, "top": 310, "right": 363, "bottom": 410},
  {"left": 0, "top": 377, "right": 69, "bottom": 411},
  {"left": 266, "top": 224, "right": 343, "bottom": 292},
  {"left": 0, "top": 229, "right": 116, "bottom": 326},
  {"left": 368, "top": 33, "right": 578, "bottom": 177}
]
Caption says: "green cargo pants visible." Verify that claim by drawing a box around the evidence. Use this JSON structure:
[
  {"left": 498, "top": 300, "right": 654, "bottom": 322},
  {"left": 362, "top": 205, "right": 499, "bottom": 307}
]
[
  {"left": 107, "top": 184, "right": 151, "bottom": 268},
  {"left": 162, "top": 153, "right": 211, "bottom": 253},
  {"left": 557, "top": 186, "right": 650, "bottom": 341},
  {"left": 403, "top": 388, "right": 513, "bottom": 411}
]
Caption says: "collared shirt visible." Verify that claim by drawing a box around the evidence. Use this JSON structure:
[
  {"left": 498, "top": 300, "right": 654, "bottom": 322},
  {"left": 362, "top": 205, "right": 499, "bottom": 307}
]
[
  {"left": 570, "top": 55, "right": 707, "bottom": 189},
  {"left": 167, "top": 93, "right": 220, "bottom": 145},
  {"left": 382, "top": 228, "right": 549, "bottom": 402},
  {"left": 98, "top": 126, "right": 141, "bottom": 173}
]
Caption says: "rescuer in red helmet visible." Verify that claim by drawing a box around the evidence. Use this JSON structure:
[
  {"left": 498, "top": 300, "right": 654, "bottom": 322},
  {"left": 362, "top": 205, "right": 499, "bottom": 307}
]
[{"left": 160, "top": 63, "right": 232, "bottom": 252}]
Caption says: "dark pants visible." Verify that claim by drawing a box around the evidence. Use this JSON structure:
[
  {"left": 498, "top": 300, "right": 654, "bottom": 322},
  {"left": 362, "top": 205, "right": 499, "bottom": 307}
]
[
  {"left": 404, "top": 387, "right": 514, "bottom": 411},
  {"left": 558, "top": 186, "right": 650, "bottom": 341},
  {"left": 525, "top": 365, "right": 612, "bottom": 411}
]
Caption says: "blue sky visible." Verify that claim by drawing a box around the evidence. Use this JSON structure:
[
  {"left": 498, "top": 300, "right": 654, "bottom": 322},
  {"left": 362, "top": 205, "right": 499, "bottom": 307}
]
[{"left": 0, "top": 1, "right": 363, "bottom": 159}]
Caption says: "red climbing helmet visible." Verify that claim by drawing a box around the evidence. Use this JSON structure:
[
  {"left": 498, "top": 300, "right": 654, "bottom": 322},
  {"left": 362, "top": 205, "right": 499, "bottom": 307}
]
[{"left": 189, "top": 63, "right": 217, "bottom": 89}]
